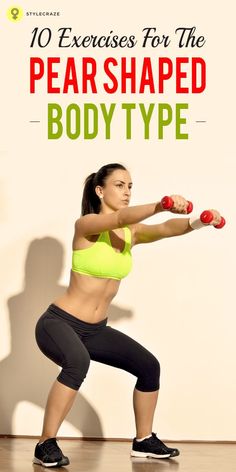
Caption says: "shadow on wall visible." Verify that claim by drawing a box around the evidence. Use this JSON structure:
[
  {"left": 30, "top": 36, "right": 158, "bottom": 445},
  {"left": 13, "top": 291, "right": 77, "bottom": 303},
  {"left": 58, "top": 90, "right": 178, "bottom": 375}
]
[{"left": 0, "top": 237, "right": 133, "bottom": 437}]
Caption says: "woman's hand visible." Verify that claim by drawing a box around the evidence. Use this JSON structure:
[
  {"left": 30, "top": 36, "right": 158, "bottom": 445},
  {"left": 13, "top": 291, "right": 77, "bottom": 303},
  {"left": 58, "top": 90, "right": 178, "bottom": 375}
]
[
  {"left": 204, "top": 209, "right": 222, "bottom": 226},
  {"left": 189, "top": 209, "right": 225, "bottom": 230},
  {"left": 169, "top": 195, "right": 190, "bottom": 214}
]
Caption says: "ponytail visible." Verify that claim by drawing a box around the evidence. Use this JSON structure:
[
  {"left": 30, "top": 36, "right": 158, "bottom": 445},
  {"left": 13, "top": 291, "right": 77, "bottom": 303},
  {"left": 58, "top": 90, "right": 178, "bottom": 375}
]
[
  {"left": 81, "top": 163, "right": 127, "bottom": 215},
  {"left": 81, "top": 172, "right": 101, "bottom": 216}
]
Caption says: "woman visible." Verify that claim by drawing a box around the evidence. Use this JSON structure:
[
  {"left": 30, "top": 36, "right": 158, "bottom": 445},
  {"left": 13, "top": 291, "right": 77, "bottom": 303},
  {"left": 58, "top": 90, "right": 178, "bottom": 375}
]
[{"left": 33, "top": 163, "right": 222, "bottom": 467}]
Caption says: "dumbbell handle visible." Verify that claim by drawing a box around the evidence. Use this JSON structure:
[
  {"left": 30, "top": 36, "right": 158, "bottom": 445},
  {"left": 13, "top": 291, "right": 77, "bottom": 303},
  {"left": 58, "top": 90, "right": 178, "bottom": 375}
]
[
  {"left": 161, "top": 196, "right": 193, "bottom": 214},
  {"left": 200, "top": 210, "right": 226, "bottom": 229}
]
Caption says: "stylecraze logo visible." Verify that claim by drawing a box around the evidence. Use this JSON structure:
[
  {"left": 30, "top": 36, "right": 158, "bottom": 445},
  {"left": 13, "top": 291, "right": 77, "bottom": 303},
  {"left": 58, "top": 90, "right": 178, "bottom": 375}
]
[
  {"left": 6, "top": 7, "right": 61, "bottom": 20},
  {"left": 7, "top": 6, "right": 23, "bottom": 22}
]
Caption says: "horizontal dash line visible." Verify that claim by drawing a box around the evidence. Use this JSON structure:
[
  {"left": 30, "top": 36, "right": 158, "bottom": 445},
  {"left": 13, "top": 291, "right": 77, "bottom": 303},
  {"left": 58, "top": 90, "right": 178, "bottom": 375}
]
[
  {"left": 29, "top": 121, "right": 40, "bottom": 123},
  {"left": 195, "top": 121, "right": 206, "bottom": 123}
]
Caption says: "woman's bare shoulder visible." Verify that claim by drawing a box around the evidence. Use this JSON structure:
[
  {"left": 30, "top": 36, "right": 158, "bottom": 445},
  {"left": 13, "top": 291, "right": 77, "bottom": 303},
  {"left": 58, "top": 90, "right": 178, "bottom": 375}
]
[{"left": 75, "top": 212, "right": 120, "bottom": 236}]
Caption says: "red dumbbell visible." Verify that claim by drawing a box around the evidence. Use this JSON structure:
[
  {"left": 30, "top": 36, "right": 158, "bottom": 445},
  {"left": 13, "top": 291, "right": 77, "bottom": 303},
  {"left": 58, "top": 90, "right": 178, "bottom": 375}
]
[
  {"left": 200, "top": 210, "right": 226, "bottom": 229},
  {"left": 161, "top": 196, "right": 193, "bottom": 214}
]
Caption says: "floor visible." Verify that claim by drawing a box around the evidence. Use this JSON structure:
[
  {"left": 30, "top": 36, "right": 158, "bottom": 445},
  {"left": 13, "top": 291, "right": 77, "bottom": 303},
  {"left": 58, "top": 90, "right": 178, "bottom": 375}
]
[{"left": 0, "top": 438, "right": 235, "bottom": 472}]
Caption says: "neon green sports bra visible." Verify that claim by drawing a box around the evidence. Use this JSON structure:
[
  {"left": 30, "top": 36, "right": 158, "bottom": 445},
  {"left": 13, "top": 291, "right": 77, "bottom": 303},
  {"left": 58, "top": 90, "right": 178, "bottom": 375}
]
[{"left": 72, "top": 226, "right": 132, "bottom": 280}]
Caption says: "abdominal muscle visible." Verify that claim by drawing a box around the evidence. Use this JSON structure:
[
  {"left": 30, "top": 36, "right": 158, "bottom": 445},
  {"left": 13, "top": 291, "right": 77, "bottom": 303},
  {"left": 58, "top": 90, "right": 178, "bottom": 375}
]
[{"left": 53, "top": 270, "right": 121, "bottom": 323}]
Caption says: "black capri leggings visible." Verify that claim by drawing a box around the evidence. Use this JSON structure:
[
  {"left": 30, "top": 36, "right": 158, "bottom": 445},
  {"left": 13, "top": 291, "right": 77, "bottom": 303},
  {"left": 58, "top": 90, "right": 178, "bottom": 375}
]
[{"left": 35, "top": 304, "right": 160, "bottom": 392}]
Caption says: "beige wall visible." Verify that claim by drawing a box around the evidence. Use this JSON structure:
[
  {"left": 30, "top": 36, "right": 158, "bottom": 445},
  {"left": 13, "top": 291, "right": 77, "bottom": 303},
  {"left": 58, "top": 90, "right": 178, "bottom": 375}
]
[{"left": 0, "top": 0, "right": 235, "bottom": 440}]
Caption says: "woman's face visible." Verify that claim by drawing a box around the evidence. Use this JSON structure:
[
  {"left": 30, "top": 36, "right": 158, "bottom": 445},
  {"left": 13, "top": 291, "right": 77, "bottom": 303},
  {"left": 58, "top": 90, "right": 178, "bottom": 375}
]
[{"left": 97, "top": 169, "right": 133, "bottom": 212}]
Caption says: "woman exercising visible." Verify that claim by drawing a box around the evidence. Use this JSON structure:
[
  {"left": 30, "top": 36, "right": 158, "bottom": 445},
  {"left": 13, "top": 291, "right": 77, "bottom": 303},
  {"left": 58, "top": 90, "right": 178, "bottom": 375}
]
[{"left": 33, "top": 163, "right": 224, "bottom": 467}]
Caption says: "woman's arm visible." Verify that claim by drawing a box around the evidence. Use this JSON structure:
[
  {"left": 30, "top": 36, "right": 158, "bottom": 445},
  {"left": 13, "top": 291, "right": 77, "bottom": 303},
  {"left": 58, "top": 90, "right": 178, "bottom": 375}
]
[
  {"left": 133, "top": 207, "right": 223, "bottom": 245},
  {"left": 133, "top": 218, "right": 193, "bottom": 245},
  {"left": 75, "top": 201, "right": 164, "bottom": 236}
]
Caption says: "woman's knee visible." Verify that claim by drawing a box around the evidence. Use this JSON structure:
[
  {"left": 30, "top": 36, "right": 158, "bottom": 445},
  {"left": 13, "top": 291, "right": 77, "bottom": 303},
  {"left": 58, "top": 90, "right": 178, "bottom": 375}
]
[
  {"left": 35, "top": 315, "right": 91, "bottom": 391},
  {"left": 58, "top": 350, "right": 91, "bottom": 391},
  {"left": 136, "top": 354, "right": 160, "bottom": 392}
]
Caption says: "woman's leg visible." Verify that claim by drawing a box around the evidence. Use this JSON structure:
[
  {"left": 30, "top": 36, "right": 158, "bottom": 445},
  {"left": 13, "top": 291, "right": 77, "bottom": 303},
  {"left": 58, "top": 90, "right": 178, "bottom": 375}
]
[
  {"left": 133, "top": 388, "right": 159, "bottom": 438},
  {"left": 83, "top": 325, "right": 160, "bottom": 438},
  {"left": 35, "top": 314, "right": 90, "bottom": 440},
  {"left": 39, "top": 381, "right": 77, "bottom": 442}
]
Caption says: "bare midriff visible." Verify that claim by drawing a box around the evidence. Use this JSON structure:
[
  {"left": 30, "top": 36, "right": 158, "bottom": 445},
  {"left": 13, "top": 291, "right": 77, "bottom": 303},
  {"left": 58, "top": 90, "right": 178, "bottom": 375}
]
[{"left": 53, "top": 270, "right": 121, "bottom": 323}]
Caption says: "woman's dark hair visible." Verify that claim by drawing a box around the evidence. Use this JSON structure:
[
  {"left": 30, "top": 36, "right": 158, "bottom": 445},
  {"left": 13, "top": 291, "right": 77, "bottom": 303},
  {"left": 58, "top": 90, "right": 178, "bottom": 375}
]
[{"left": 81, "top": 163, "right": 127, "bottom": 215}]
